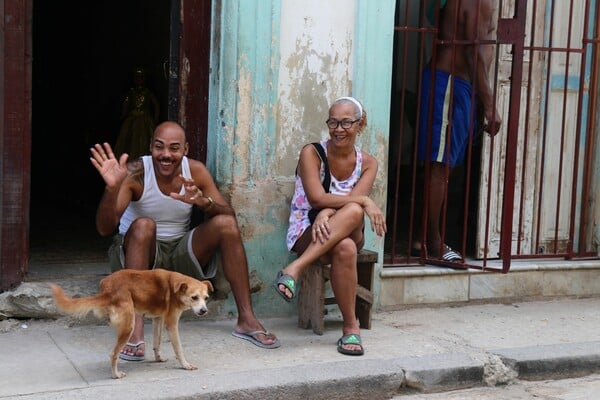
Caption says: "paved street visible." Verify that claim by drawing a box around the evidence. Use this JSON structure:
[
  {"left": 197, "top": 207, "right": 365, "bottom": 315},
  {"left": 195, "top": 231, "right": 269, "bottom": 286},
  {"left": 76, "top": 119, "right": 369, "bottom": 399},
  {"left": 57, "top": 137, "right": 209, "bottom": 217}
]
[
  {"left": 0, "top": 292, "right": 599, "bottom": 399},
  {"left": 395, "top": 373, "right": 600, "bottom": 399}
]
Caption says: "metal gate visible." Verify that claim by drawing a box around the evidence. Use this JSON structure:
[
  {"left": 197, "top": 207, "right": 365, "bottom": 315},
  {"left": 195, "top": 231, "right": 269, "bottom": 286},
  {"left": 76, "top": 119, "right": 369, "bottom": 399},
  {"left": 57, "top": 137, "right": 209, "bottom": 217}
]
[{"left": 386, "top": 0, "right": 600, "bottom": 272}]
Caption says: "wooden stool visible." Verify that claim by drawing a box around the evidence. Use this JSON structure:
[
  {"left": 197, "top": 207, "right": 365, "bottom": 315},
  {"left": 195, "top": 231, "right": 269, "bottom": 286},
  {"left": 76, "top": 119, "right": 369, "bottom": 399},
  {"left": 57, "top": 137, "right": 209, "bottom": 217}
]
[{"left": 297, "top": 249, "right": 378, "bottom": 335}]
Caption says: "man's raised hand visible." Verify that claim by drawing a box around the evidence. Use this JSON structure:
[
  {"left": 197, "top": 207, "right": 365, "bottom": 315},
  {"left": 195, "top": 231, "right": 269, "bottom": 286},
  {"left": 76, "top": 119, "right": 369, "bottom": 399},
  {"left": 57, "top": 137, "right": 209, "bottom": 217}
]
[
  {"left": 170, "top": 175, "right": 203, "bottom": 204},
  {"left": 90, "top": 143, "right": 129, "bottom": 189}
]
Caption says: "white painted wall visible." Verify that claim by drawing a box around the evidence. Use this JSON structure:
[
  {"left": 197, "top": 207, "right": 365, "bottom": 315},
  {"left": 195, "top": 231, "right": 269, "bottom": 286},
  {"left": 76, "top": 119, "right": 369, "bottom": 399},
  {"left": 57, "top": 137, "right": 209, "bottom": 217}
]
[{"left": 277, "top": 0, "right": 357, "bottom": 171}]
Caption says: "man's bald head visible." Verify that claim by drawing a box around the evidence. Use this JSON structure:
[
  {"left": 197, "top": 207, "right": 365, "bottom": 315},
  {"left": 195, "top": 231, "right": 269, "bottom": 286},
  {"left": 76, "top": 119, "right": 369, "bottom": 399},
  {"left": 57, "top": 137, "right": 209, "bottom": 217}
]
[{"left": 153, "top": 121, "right": 187, "bottom": 142}]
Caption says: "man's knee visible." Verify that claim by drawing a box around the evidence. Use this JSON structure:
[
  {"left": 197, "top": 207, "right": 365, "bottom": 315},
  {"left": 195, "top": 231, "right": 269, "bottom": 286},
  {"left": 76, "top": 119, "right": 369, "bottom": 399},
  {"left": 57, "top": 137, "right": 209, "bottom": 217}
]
[
  {"left": 129, "top": 217, "right": 156, "bottom": 231},
  {"left": 127, "top": 218, "right": 157, "bottom": 243},
  {"left": 210, "top": 214, "right": 240, "bottom": 237}
]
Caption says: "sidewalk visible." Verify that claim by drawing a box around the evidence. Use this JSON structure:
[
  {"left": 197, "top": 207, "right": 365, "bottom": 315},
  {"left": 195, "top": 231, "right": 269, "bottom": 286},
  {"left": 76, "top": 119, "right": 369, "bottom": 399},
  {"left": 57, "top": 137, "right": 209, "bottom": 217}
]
[{"left": 1, "top": 265, "right": 600, "bottom": 399}]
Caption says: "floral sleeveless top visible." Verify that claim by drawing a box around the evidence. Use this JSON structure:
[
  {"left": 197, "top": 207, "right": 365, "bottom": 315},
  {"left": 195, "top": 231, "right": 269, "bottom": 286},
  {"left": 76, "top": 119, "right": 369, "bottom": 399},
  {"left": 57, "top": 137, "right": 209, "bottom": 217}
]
[{"left": 286, "top": 140, "right": 363, "bottom": 250}]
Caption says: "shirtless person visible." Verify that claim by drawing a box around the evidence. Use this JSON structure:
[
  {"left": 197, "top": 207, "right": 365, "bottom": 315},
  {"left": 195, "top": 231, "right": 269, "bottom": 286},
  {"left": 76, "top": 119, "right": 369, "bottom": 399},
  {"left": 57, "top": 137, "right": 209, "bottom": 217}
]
[
  {"left": 91, "top": 121, "right": 280, "bottom": 360},
  {"left": 417, "top": 0, "right": 501, "bottom": 261}
]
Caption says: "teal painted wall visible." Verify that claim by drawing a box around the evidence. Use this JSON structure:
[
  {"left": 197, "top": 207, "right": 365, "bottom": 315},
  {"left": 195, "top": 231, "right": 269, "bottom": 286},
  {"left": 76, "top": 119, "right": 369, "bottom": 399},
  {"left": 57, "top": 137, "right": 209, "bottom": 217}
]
[
  {"left": 353, "top": 0, "right": 396, "bottom": 299},
  {"left": 207, "top": 0, "right": 396, "bottom": 317}
]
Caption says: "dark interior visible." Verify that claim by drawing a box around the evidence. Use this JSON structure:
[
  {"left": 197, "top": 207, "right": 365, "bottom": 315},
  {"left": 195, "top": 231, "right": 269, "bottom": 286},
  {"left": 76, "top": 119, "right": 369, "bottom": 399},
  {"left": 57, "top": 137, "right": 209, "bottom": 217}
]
[{"left": 30, "top": 1, "right": 171, "bottom": 264}]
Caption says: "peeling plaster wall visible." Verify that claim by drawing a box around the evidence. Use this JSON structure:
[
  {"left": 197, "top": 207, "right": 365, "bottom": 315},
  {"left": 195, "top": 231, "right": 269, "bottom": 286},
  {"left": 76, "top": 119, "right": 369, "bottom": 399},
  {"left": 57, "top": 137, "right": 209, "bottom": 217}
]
[
  {"left": 208, "top": 0, "right": 395, "bottom": 317},
  {"left": 353, "top": 0, "right": 396, "bottom": 299},
  {"left": 276, "top": 0, "right": 356, "bottom": 173}
]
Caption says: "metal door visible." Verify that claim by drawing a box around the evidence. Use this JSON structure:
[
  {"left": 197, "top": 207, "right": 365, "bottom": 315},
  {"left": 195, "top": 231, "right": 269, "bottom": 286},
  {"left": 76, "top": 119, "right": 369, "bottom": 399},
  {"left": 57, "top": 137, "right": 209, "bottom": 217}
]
[
  {"left": 476, "top": 0, "right": 598, "bottom": 266},
  {"left": 476, "top": 0, "right": 540, "bottom": 259},
  {"left": 385, "top": 0, "right": 599, "bottom": 270}
]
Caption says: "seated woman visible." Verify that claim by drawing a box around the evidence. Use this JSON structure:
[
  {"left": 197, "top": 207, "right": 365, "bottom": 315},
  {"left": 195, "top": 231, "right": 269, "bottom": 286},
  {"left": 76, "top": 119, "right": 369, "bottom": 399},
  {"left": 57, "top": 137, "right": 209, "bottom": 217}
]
[{"left": 274, "top": 96, "right": 387, "bottom": 356}]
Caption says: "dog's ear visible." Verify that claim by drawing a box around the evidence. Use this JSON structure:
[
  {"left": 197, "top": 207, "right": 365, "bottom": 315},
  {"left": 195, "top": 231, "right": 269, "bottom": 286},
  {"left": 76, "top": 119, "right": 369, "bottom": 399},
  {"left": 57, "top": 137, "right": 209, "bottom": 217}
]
[
  {"left": 176, "top": 282, "right": 189, "bottom": 294},
  {"left": 202, "top": 280, "right": 214, "bottom": 293}
]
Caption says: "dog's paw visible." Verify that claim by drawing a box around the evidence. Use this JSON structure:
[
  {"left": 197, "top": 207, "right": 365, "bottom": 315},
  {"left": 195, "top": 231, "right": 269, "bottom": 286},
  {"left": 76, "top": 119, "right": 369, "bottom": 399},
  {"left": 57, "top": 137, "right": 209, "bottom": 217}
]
[
  {"left": 112, "top": 370, "right": 127, "bottom": 379},
  {"left": 182, "top": 362, "right": 198, "bottom": 370},
  {"left": 155, "top": 355, "right": 168, "bottom": 363}
]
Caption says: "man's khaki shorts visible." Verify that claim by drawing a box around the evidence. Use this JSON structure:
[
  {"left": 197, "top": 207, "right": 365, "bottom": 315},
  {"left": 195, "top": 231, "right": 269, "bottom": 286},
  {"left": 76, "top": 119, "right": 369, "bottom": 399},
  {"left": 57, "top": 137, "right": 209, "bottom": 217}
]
[{"left": 108, "top": 228, "right": 218, "bottom": 280}]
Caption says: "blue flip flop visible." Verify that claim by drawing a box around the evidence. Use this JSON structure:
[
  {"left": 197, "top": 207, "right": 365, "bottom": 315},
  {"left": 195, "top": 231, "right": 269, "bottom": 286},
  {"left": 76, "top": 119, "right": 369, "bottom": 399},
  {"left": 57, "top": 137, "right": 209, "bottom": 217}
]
[
  {"left": 119, "top": 341, "right": 145, "bottom": 361},
  {"left": 441, "top": 245, "right": 462, "bottom": 262},
  {"left": 231, "top": 330, "right": 281, "bottom": 349}
]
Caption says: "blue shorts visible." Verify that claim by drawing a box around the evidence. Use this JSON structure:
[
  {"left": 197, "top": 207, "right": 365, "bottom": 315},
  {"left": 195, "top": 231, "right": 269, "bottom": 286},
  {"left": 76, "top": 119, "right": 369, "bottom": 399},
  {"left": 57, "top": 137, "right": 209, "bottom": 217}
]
[{"left": 418, "top": 67, "right": 476, "bottom": 167}]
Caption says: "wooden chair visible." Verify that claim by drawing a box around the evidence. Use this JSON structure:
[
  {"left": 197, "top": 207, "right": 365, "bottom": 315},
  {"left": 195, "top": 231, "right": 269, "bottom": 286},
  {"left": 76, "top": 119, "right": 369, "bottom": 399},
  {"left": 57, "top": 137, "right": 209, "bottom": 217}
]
[{"left": 297, "top": 249, "right": 378, "bottom": 335}]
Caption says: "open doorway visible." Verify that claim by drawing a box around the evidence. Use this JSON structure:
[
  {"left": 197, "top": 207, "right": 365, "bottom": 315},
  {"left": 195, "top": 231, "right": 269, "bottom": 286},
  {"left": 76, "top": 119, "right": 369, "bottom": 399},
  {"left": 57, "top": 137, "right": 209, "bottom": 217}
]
[
  {"left": 385, "top": 0, "right": 484, "bottom": 265},
  {"left": 386, "top": 0, "right": 599, "bottom": 268},
  {"left": 30, "top": 1, "right": 171, "bottom": 264}
]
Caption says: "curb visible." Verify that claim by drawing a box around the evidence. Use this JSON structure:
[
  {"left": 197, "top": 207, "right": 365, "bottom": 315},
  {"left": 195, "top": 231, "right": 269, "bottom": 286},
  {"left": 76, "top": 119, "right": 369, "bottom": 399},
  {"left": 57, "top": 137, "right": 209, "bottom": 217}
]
[
  {"left": 8, "top": 346, "right": 600, "bottom": 399},
  {"left": 493, "top": 341, "right": 600, "bottom": 381},
  {"left": 400, "top": 353, "right": 485, "bottom": 392}
]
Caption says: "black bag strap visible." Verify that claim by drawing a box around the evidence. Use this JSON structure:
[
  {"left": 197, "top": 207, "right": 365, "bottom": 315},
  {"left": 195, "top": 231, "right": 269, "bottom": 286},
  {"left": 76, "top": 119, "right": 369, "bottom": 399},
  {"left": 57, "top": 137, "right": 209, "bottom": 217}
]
[
  {"left": 295, "top": 142, "right": 331, "bottom": 193},
  {"left": 310, "top": 142, "right": 331, "bottom": 193}
]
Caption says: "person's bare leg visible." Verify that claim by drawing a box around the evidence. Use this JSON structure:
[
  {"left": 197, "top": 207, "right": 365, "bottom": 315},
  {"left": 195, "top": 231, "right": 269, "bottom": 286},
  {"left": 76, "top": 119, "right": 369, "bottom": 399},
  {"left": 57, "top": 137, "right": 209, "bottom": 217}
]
[
  {"left": 411, "top": 166, "right": 426, "bottom": 254},
  {"left": 279, "top": 202, "right": 365, "bottom": 297},
  {"left": 329, "top": 239, "right": 362, "bottom": 353},
  {"left": 426, "top": 163, "right": 449, "bottom": 258},
  {"left": 121, "top": 218, "right": 157, "bottom": 358},
  {"left": 191, "top": 215, "right": 277, "bottom": 346}
]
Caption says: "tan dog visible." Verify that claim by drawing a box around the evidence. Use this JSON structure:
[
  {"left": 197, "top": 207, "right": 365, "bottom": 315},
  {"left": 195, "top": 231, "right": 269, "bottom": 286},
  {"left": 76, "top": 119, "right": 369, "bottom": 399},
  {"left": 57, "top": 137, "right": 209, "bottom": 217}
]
[{"left": 51, "top": 268, "right": 213, "bottom": 379}]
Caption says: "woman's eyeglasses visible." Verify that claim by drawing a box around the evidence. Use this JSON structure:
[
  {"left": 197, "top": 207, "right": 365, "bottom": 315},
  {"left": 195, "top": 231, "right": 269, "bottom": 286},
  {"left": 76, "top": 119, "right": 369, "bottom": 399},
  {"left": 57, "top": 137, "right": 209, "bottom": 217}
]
[{"left": 326, "top": 119, "right": 360, "bottom": 129}]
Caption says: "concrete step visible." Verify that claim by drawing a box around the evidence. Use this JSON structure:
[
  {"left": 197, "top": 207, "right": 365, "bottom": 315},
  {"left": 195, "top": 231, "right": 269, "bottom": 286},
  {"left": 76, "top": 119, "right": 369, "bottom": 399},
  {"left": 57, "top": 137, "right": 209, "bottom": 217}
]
[{"left": 379, "top": 259, "right": 600, "bottom": 309}]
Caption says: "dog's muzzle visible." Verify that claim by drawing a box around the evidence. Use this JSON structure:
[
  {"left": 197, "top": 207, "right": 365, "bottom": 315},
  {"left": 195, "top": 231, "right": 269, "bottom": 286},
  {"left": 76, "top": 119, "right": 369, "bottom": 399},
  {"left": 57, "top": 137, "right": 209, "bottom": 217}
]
[{"left": 195, "top": 307, "right": 208, "bottom": 316}]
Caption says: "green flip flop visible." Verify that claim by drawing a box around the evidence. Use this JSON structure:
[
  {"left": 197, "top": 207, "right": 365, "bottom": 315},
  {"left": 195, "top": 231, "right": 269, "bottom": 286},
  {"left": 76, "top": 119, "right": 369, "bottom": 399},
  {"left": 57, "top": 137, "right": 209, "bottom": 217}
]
[
  {"left": 337, "top": 334, "right": 364, "bottom": 356},
  {"left": 273, "top": 271, "right": 296, "bottom": 302}
]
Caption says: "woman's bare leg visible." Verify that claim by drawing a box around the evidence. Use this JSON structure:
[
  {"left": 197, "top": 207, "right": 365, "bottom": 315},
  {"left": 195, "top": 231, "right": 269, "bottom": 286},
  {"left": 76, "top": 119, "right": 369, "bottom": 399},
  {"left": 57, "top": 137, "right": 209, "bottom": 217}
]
[
  {"left": 329, "top": 238, "right": 362, "bottom": 353},
  {"left": 278, "top": 202, "right": 364, "bottom": 299}
]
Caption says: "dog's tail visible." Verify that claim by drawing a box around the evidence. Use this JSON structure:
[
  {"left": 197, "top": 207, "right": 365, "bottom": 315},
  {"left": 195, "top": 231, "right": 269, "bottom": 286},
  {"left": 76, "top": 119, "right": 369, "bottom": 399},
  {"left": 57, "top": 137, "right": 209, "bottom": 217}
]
[{"left": 50, "top": 284, "right": 107, "bottom": 319}]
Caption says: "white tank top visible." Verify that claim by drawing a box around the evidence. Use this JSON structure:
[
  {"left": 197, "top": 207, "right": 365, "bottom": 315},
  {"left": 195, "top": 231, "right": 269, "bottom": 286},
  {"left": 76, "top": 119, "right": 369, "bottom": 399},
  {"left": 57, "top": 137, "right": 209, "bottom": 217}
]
[{"left": 119, "top": 155, "right": 193, "bottom": 240}]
